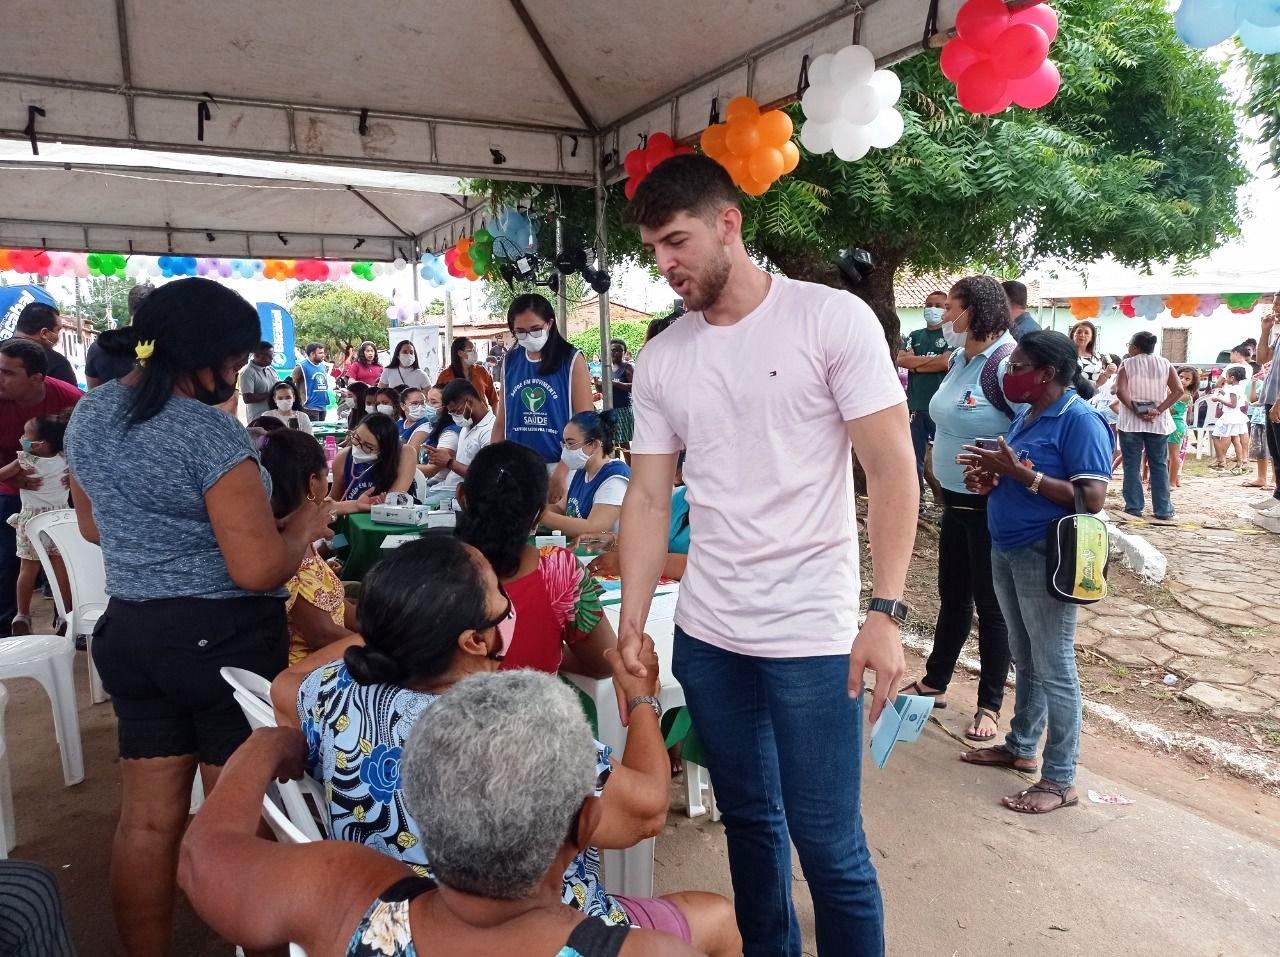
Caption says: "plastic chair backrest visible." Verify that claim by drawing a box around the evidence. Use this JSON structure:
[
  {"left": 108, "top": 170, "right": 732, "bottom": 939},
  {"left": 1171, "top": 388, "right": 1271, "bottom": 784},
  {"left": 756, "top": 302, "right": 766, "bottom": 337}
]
[
  {"left": 263, "top": 787, "right": 311, "bottom": 844},
  {"left": 412, "top": 469, "right": 429, "bottom": 502},
  {"left": 221, "top": 667, "right": 276, "bottom": 729},
  {"left": 23, "top": 510, "right": 78, "bottom": 625},
  {"left": 28, "top": 510, "right": 109, "bottom": 626}
]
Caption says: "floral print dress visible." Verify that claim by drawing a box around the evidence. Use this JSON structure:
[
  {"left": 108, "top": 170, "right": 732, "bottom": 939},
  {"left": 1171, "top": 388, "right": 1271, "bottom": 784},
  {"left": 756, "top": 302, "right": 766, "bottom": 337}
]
[
  {"left": 299, "top": 663, "right": 628, "bottom": 924},
  {"left": 286, "top": 546, "right": 347, "bottom": 664}
]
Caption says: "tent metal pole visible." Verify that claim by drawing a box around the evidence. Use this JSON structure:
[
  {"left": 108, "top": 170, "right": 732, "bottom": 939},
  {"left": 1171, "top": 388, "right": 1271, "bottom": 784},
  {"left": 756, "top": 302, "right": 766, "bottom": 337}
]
[
  {"left": 594, "top": 138, "right": 613, "bottom": 411},
  {"left": 410, "top": 237, "right": 420, "bottom": 303},
  {"left": 555, "top": 216, "right": 568, "bottom": 336},
  {"left": 444, "top": 285, "right": 455, "bottom": 360}
]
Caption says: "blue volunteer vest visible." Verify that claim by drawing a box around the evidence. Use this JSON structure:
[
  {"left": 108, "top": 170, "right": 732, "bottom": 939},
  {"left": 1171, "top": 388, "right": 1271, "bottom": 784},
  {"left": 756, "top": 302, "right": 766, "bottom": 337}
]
[
  {"left": 300, "top": 358, "right": 331, "bottom": 411},
  {"left": 342, "top": 456, "right": 379, "bottom": 502},
  {"left": 567, "top": 460, "right": 631, "bottom": 519},
  {"left": 503, "top": 345, "right": 577, "bottom": 464}
]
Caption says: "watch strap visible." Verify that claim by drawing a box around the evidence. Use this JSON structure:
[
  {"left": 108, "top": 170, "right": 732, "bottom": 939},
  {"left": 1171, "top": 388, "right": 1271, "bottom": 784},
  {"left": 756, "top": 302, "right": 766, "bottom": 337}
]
[
  {"left": 868, "top": 597, "right": 908, "bottom": 624},
  {"left": 628, "top": 695, "right": 662, "bottom": 720}
]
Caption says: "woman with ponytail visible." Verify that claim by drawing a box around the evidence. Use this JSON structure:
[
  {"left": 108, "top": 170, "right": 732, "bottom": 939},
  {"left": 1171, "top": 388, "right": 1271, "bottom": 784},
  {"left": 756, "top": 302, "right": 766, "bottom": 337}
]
[
  {"left": 956, "top": 330, "right": 1112, "bottom": 816},
  {"left": 63, "top": 277, "right": 334, "bottom": 954},
  {"left": 457, "top": 441, "right": 616, "bottom": 676}
]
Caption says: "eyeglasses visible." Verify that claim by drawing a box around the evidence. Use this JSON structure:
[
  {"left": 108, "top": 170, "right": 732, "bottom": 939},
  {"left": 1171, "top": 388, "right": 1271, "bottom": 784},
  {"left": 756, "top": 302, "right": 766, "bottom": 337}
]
[
  {"left": 561, "top": 438, "right": 593, "bottom": 451},
  {"left": 1006, "top": 360, "right": 1040, "bottom": 374},
  {"left": 351, "top": 436, "right": 379, "bottom": 454}
]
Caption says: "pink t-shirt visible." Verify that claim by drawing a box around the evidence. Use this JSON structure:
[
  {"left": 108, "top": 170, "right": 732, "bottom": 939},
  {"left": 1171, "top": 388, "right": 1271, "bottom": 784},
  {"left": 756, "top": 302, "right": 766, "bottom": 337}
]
[{"left": 631, "top": 275, "right": 904, "bottom": 657}]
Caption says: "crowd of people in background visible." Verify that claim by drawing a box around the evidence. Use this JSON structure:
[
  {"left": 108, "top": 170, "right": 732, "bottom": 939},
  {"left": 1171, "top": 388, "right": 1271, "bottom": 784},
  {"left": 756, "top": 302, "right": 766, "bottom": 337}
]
[{"left": 3, "top": 148, "right": 1279, "bottom": 957}]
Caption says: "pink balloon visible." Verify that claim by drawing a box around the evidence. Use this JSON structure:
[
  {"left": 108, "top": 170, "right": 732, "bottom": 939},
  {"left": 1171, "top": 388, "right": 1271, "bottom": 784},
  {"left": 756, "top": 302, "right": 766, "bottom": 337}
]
[
  {"left": 956, "top": 60, "right": 1010, "bottom": 114},
  {"left": 73, "top": 260, "right": 89, "bottom": 278},
  {"left": 218, "top": 261, "right": 233, "bottom": 278},
  {"left": 330, "top": 261, "right": 351, "bottom": 278},
  {"left": 1011, "top": 2, "right": 1059, "bottom": 44},
  {"left": 1010, "top": 59, "right": 1061, "bottom": 110},
  {"left": 940, "top": 37, "right": 985, "bottom": 83},
  {"left": 955, "top": 0, "right": 1010, "bottom": 51},
  {"left": 992, "top": 23, "right": 1050, "bottom": 80}
]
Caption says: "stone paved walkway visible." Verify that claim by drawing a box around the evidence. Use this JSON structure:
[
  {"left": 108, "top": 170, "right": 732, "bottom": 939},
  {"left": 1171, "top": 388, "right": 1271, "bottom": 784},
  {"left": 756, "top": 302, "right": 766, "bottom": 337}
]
[{"left": 1085, "top": 469, "right": 1280, "bottom": 720}]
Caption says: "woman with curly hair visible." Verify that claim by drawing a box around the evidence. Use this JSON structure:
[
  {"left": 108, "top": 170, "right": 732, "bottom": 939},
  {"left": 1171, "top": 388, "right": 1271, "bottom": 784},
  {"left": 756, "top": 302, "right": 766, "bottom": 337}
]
[{"left": 901, "top": 275, "right": 1017, "bottom": 743}]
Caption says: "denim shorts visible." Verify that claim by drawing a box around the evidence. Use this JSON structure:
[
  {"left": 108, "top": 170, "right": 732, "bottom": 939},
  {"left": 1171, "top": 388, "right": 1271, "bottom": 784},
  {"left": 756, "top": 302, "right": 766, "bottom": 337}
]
[{"left": 91, "top": 594, "right": 287, "bottom": 765}]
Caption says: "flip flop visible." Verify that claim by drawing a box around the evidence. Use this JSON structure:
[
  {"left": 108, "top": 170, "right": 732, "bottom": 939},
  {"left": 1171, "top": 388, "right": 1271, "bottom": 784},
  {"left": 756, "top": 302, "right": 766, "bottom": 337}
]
[
  {"left": 1001, "top": 781, "right": 1079, "bottom": 815},
  {"left": 900, "top": 679, "right": 947, "bottom": 710},
  {"left": 965, "top": 708, "right": 1000, "bottom": 742}
]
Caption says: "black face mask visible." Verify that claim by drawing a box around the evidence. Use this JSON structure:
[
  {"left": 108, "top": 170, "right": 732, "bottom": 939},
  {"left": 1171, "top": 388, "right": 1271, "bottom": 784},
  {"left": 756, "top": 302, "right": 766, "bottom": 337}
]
[{"left": 193, "top": 373, "right": 237, "bottom": 407}]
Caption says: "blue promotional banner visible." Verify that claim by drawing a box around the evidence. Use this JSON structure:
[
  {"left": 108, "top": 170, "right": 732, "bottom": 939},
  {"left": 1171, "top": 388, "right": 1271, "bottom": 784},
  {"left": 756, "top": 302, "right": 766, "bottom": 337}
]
[
  {"left": 256, "top": 302, "right": 297, "bottom": 374},
  {"left": 0, "top": 285, "right": 58, "bottom": 340}
]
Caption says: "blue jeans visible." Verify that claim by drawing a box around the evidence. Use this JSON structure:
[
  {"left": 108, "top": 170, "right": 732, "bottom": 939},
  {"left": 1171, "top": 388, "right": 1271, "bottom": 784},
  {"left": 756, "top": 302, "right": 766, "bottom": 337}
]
[
  {"left": 672, "top": 629, "right": 883, "bottom": 957},
  {"left": 0, "top": 493, "right": 21, "bottom": 631},
  {"left": 991, "top": 543, "right": 1082, "bottom": 786},
  {"left": 1119, "top": 430, "right": 1173, "bottom": 518},
  {"left": 909, "top": 409, "right": 935, "bottom": 499}
]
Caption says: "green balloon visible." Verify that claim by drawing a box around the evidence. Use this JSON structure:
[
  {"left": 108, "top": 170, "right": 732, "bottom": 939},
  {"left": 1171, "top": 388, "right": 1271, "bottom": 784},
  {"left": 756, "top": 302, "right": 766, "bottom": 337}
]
[
  {"left": 1224, "top": 292, "right": 1261, "bottom": 311},
  {"left": 474, "top": 228, "right": 493, "bottom": 245}
]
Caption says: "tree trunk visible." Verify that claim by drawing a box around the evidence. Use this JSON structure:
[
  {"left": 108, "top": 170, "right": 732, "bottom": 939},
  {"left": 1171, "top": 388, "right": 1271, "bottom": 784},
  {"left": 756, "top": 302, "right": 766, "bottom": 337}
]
[{"left": 755, "top": 239, "right": 911, "bottom": 357}]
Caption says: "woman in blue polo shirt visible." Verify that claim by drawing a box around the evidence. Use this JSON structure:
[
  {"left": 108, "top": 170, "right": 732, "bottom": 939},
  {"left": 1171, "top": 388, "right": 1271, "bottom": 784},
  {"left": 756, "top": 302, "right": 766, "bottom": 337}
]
[
  {"left": 957, "top": 331, "right": 1113, "bottom": 816},
  {"left": 901, "top": 275, "right": 1019, "bottom": 744},
  {"left": 541, "top": 411, "right": 630, "bottom": 538},
  {"left": 493, "top": 294, "right": 594, "bottom": 497}
]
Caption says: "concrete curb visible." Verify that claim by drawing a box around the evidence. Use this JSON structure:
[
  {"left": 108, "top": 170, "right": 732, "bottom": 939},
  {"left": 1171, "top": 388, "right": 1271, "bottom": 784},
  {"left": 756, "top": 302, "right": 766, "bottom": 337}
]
[
  {"left": 1107, "top": 517, "right": 1167, "bottom": 583},
  {"left": 901, "top": 631, "right": 1280, "bottom": 792}
]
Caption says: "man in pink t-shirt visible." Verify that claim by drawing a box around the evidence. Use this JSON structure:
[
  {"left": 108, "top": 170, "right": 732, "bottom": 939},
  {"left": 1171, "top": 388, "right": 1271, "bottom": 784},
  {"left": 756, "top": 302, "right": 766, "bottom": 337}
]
[{"left": 617, "top": 155, "right": 917, "bottom": 956}]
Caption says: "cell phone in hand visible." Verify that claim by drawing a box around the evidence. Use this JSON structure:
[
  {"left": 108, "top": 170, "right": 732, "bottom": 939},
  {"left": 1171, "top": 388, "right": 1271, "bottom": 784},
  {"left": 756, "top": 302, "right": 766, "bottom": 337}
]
[
  {"left": 1133, "top": 400, "right": 1156, "bottom": 415},
  {"left": 975, "top": 438, "right": 1000, "bottom": 452}
]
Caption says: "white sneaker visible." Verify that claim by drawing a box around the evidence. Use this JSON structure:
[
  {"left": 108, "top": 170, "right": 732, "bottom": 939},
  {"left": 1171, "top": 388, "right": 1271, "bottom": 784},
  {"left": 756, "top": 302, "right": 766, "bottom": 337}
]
[
  {"left": 1250, "top": 496, "right": 1280, "bottom": 510},
  {"left": 1259, "top": 503, "right": 1280, "bottom": 519}
]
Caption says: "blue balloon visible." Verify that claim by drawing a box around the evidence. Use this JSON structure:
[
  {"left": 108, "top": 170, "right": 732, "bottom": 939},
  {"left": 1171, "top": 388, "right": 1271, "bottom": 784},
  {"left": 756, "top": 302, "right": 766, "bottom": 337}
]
[
  {"left": 1240, "top": 0, "right": 1280, "bottom": 29},
  {"left": 1239, "top": 18, "right": 1280, "bottom": 52},
  {"left": 1175, "top": 0, "right": 1240, "bottom": 48}
]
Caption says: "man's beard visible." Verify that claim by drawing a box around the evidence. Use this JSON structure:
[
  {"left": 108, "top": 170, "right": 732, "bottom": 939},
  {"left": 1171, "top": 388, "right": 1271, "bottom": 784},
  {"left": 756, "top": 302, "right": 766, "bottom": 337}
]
[{"left": 679, "top": 251, "right": 732, "bottom": 312}]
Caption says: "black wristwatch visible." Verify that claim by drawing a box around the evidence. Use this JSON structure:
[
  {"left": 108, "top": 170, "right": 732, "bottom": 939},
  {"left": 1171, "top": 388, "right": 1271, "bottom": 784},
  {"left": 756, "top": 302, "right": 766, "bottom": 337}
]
[{"left": 867, "top": 597, "right": 909, "bottom": 625}]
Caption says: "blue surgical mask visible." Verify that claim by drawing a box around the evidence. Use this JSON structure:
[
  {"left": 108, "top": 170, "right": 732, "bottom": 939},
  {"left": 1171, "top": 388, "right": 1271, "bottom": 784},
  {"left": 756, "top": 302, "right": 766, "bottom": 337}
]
[
  {"left": 923, "top": 306, "right": 944, "bottom": 326},
  {"left": 19, "top": 439, "right": 34, "bottom": 455}
]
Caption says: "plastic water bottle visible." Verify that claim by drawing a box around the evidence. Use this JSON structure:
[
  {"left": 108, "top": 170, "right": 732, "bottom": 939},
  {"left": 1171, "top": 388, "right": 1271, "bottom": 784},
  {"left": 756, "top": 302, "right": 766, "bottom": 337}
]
[{"left": 323, "top": 436, "right": 338, "bottom": 470}]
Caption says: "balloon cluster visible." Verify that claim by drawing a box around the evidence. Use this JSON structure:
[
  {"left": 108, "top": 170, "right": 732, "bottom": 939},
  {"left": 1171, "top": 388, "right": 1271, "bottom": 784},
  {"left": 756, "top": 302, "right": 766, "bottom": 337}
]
[
  {"left": 623, "top": 132, "right": 696, "bottom": 199},
  {"left": 0, "top": 248, "right": 413, "bottom": 283},
  {"left": 86, "top": 252, "right": 127, "bottom": 277},
  {"left": 1176, "top": 0, "right": 1280, "bottom": 54},
  {"left": 1069, "top": 297, "right": 1101, "bottom": 320},
  {"left": 351, "top": 262, "right": 376, "bottom": 281},
  {"left": 941, "top": 0, "right": 1061, "bottom": 115},
  {"left": 1195, "top": 294, "right": 1222, "bottom": 317},
  {"left": 484, "top": 207, "right": 539, "bottom": 259},
  {"left": 385, "top": 299, "right": 422, "bottom": 325},
  {"left": 445, "top": 237, "right": 486, "bottom": 281},
  {"left": 1165, "top": 294, "right": 1202, "bottom": 318},
  {"left": 1119, "top": 295, "right": 1165, "bottom": 320},
  {"left": 419, "top": 253, "right": 449, "bottom": 288},
  {"left": 1224, "top": 292, "right": 1263, "bottom": 313},
  {"left": 699, "top": 97, "right": 801, "bottom": 196},
  {"left": 798, "top": 45, "right": 905, "bottom": 161}
]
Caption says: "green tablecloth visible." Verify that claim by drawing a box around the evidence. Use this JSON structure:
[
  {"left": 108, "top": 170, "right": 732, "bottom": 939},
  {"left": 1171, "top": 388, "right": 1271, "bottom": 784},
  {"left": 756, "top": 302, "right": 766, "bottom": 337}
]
[
  {"left": 333, "top": 513, "right": 414, "bottom": 581},
  {"left": 312, "top": 422, "right": 347, "bottom": 441}
]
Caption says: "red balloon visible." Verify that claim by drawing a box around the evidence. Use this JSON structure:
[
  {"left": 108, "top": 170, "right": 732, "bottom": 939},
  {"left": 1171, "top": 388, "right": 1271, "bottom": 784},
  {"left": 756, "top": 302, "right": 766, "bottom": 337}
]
[
  {"left": 624, "top": 178, "right": 639, "bottom": 200},
  {"left": 674, "top": 145, "right": 695, "bottom": 157},
  {"left": 1119, "top": 295, "right": 1136, "bottom": 318},
  {"left": 624, "top": 149, "right": 648, "bottom": 177},
  {"left": 647, "top": 131, "right": 675, "bottom": 162},
  {"left": 992, "top": 23, "right": 1050, "bottom": 80},
  {"left": 1011, "top": 2, "right": 1059, "bottom": 44},
  {"left": 955, "top": 0, "right": 1010, "bottom": 51},
  {"left": 956, "top": 60, "right": 1010, "bottom": 115},
  {"left": 1010, "top": 59, "right": 1061, "bottom": 110},
  {"left": 940, "top": 37, "right": 985, "bottom": 83}
]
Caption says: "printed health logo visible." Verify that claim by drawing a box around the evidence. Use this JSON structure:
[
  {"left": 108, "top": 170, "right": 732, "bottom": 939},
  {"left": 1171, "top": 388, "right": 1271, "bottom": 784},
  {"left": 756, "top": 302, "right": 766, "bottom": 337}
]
[{"left": 521, "top": 385, "right": 548, "bottom": 414}]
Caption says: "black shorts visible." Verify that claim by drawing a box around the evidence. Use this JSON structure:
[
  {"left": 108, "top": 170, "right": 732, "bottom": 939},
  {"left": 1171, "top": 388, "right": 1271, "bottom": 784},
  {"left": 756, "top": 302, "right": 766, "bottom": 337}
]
[{"left": 91, "top": 594, "right": 287, "bottom": 765}]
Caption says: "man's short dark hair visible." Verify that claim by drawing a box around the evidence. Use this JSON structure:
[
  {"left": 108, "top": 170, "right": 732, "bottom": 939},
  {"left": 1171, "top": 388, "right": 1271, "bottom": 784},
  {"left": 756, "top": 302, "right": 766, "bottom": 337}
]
[
  {"left": 926, "top": 290, "right": 947, "bottom": 300},
  {"left": 127, "top": 283, "right": 155, "bottom": 318},
  {"left": 1001, "top": 280, "right": 1028, "bottom": 310},
  {"left": 610, "top": 339, "right": 626, "bottom": 349},
  {"left": 15, "top": 303, "right": 59, "bottom": 336},
  {"left": 0, "top": 338, "right": 49, "bottom": 376},
  {"left": 305, "top": 342, "right": 324, "bottom": 356},
  {"left": 441, "top": 378, "right": 480, "bottom": 406},
  {"left": 1131, "top": 331, "right": 1158, "bottom": 354},
  {"left": 256, "top": 341, "right": 274, "bottom": 353},
  {"left": 626, "top": 154, "right": 739, "bottom": 230}
]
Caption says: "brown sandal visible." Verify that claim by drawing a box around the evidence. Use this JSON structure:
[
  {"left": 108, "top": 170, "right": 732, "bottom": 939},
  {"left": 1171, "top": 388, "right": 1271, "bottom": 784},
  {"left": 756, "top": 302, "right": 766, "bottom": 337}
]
[
  {"left": 960, "top": 745, "right": 1038, "bottom": 773},
  {"left": 1001, "top": 781, "right": 1078, "bottom": 815},
  {"left": 900, "top": 679, "right": 947, "bottom": 710},
  {"left": 965, "top": 708, "right": 1000, "bottom": 742}
]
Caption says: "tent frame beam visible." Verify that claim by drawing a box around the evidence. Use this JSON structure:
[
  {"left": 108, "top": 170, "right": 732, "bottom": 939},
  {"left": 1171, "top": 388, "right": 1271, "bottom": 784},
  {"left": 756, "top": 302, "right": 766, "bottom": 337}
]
[
  {"left": 506, "top": 0, "right": 597, "bottom": 131},
  {"left": 112, "top": 0, "right": 137, "bottom": 139},
  {"left": 345, "top": 186, "right": 414, "bottom": 239}
]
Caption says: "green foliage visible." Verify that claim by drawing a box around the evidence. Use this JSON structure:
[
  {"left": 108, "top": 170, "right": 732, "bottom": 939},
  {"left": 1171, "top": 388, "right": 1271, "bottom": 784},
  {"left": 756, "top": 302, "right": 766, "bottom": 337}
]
[
  {"left": 78, "top": 276, "right": 133, "bottom": 331},
  {"left": 421, "top": 298, "right": 446, "bottom": 316},
  {"left": 482, "top": 272, "right": 586, "bottom": 319},
  {"left": 288, "top": 285, "right": 391, "bottom": 355},
  {"left": 569, "top": 320, "right": 650, "bottom": 360},
  {"left": 1242, "top": 49, "right": 1280, "bottom": 176}
]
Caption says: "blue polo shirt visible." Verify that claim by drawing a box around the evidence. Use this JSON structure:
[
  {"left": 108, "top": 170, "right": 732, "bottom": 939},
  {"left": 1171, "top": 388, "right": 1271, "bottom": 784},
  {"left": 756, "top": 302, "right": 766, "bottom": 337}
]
[
  {"left": 988, "top": 391, "right": 1114, "bottom": 551},
  {"left": 929, "top": 333, "right": 1021, "bottom": 493}
]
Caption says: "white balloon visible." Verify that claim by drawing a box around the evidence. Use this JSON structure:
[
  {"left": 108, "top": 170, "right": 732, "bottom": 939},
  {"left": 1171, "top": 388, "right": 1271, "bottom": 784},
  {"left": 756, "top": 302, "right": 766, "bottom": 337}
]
[
  {"left": 392, "top": 257, "right": 407, "bottom": 271},
  {"left": 865, "top": 108, "right": 905, "bottom": 149},
  {"left": 799, "top": 119, "right": 835, "bottom": 154},
  {"left": 868, "top": 69, "right": 902, "bottom": 108},
  {"left": 829, "top": 44, "right": 876, "bottom": 89},
  {"left": 840, "top": 85, "right": 882, "bottom": 126},
  {"left": 385, "top": 306, "right": 398, "bottom": 321},
  {"left": 807, "top": 53, "right": 834, "bottom": 88},
  {"left": 802, "top": 83, "right": 841, "bottom": 123},
  {"left": 831, "top": 122, "right": 871, "bottom": 163}
]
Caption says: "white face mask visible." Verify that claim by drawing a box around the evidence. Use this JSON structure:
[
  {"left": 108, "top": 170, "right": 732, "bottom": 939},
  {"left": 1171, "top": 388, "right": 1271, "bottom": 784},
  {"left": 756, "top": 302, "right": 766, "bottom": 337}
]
[
  {"left": 941, "top": 311, "right": 969, "bottom": 350},
  {"left": 377, "top": 403, "right": 395, "bottom": 415},
  {"left": 923, "top": 306, "right": 945, "bottom": 326},
  {"left": 561, "top": 445, "right": 590, "bottom": 471},
  {"left": 406, "top": 403, "right": 427, "bottom": 419},
  {"left": 350, "top": 445, "right": 379, "bottom": 463},
  {"left": 399, "top": 351, "right": 415, "bottom": 364},
  {"left": 274, "top": 397, "right": 293, "bottom": 411},
  {"left": 463, "top": 350, "right": 478, "bottom": 365},
  {"left": 518, "top": 329, "right": 550, "bottom": 353},
  {"left": 365, "top": 403, "right": 377, "bottom": 413},
  {"left": 451, "top": 411, "right": 472, "bottom": 428}
]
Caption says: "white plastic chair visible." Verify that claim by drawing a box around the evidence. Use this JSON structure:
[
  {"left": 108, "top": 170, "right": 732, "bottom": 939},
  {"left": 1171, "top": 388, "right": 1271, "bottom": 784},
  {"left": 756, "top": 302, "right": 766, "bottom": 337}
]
[
  {"left": 220, "top": 667, "right": 328, "bottom": 841},
  {"left": 25, "top": 509, "right": 109, "bottom": 704},
  {"left": 0, "top": 683, "right": 14, "bottom": 855},
  {"left": 0, "top": 635, "right": 82, "bottom": 786}
]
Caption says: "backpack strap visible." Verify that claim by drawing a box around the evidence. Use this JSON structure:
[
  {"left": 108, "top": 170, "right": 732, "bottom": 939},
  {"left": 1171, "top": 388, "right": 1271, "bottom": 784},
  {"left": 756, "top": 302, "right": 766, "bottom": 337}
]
[
  {"left": 979, "top": 342, "right": 1016, "bottom": 419},
  {"left": 564, "top": 917, "right": 630, "bottom": 957}
]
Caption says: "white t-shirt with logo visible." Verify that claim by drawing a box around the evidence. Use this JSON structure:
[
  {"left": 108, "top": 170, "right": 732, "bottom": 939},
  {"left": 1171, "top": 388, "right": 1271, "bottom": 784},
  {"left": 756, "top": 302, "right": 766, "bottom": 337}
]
[{"left": 631, "top": 275, "right": 905, "bottom": 657}]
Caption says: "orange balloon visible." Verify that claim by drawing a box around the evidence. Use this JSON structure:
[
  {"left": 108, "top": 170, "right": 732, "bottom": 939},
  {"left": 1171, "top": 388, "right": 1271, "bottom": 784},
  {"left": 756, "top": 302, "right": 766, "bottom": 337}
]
[
  {"left": 780, "top": 140, "right": 801, "bottom": 174},
  {"left": 457, "top": 238, "right": 472, "bottom": 253},
  {"left": 0, "top": 249, "right": 10, "bottom": 272},
  {"left": 725, "top": 96, "right": 760, "bottom": 123},
  {"left": 756, "top": 110, "right": 794, "bottom": 148},
  {"left": 725, "top": 118, "right": 761, "bottom": 158},
  {"left": 748, "top": 147, "right": 785, "bottom": 184},
  {"left": 720, "top": 154, "right": 748, "bottom": 185},
  {"left": 700, "top": 123, "right": 728, "bottom": 159},
  {"left": 739, "top": 176, "right": 772, "bottom": 197}
]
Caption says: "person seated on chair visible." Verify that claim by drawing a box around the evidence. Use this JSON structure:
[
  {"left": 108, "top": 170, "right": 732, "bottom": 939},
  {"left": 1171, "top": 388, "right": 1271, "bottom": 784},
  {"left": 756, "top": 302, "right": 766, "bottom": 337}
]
[
  {"left": 258, "top": 428, "right": 357, "bottom": 664},
  {"left": 419, "top": 380, "right": 496, "bottom": 507},
  {"left": 329, "top": 412, "right": 417, "bottom": 514},
  {"left": 180, "top": 673, "right": 710, "bottom": 957},
  {"left": 269, "top": 535, "right": 737, "bottom": 955},
  {"left": 457, "top": 441, "right": 616, "bottom": 677},
  {"left": 407, "top": 386, "right": 460, "bottom": 486},
  {"left": 540, "top": 411, "right": 631, "bottom": 539},
  {"left": 260, "top": 380, "right": 313, "bottom": 434},
  {"left": 587, "top": 484, "right": 690, "bottom": 582}
]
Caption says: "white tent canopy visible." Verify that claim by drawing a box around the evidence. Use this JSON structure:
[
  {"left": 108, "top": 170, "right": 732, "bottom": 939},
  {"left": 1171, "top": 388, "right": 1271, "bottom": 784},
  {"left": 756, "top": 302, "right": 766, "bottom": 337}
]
[
  {"left": 1, "top": 0, "right": 966, "bottom": 190},
  {"left": 1036, "top": 264, "right": 1280, "bottom": 304}
]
